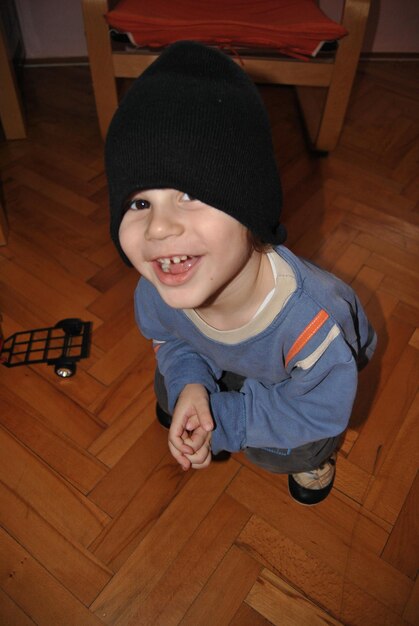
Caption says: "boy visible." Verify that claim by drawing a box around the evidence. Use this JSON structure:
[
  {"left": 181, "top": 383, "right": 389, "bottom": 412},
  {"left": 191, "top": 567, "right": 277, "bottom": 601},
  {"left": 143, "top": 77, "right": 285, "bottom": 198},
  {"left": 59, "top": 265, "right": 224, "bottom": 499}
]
[{"left": 105, "top": 41, "right": 376, "bottom": 505}]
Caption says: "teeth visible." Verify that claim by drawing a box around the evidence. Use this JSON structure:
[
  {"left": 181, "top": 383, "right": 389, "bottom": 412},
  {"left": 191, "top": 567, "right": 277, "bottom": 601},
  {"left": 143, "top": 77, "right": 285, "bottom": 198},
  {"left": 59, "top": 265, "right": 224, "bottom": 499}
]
[
  {"left": 157, "top": 255, "right": 189, "bottom": 264},
  {"left": 156, "top": 255, "right": 190, "bottom": 273}
]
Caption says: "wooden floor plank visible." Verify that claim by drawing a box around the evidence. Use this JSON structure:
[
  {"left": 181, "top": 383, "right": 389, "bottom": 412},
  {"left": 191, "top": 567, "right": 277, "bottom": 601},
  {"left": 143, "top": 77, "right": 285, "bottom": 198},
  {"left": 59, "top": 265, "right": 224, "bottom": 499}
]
[
  {"left": 87, "top": 270, "right": 139, "bottom": 320},
  {"left": 331, "top": 242, "right": 371, "bottom": 285},
  {"left": 350, "top": 313, "right": 415, "bottom": 430},
  {"left": 7, "top": 185, "right": 106, "bottom": 258},
  {"left": 130, "top": 493, "right": 251, "bottom": 626},
  {"left": 393, "top": 301, "right": 419, "bottom": 329},
  {"left": 0, "top": 428, "right": 109, "bottom": 547},
  {"left": 90, "top": 459, "right": 240, "bottom": 624},
  {"left": 3, "top": 223, "right": 101, "bottom": 282},
  {"left": 1, "top": 258, "right": 100, "bottom": 323},
  {"left": 355, "top": 232, "right": 419, "bottom": 269},
  {"left": 237, "top": 514, "right": 344, "bottom": 617},
  {"left": 88, "top": 384, "right": 155, "bottom": 468},
  {"left": 350, "top": 344, "right": 419, "bottom": 473},
  {"left": 403, "top": 577, "right": 419, "bottom": 626},
  {"left": 312, "top": 223, "right": 359, "bottom": 272},
  {"left": 88, "top": 420, "right": 170, "bottom": 517},
  {"left": 350, "top": 264, "right": 384, "bottom": 308},
  {"left": 0, "top": 480, "right": 113, "bottom": 605},
  {"left": 228, "top": 466, "right": 354, "bottom": 574},
  {"left": 88, "top": 358, "right": 154, "bottom": 421},
  {"left": 2, "top": 230, "right": 100, "bottom": 307},
  {"left": 87, "top": 326, "right": 149, "bottom": 386},
  {"left": 323, "top": 159, "right": 417, "bottom": 217},
  {"left": 180, "top": 545, "right": 262, "bottom": 626},
  {"left": 91, "top": 304, "right": 138, "bottom": 353},
  {"left": 0, "top": 588, "right": 37, "bottom": 626},
  {"left": 339, "top": 197, "right": 419, "bottom": 244},
  {"left": 246, "top": 568, "right": 343, "bottom": 626},
  {"left": 89, "top": 453, "right": 192, "bottom": 570},
  {"left": 5, "top": 164, "right": 99, "bottom": 217},
  {"left": 363, "top": 391, "right": 419, "bottom": 524},
  {"left": 229, "top": 602, "right": 275, "bottom": 626},
  {"left": 340, "top": 579, "right": 410, "bottom": 626},
  {"left": 333, "top": 454, "right": 371, "bottom": 504},
  {"left": 0, "top": 529, "right": 105, "bottom": 626},
  {"left": 92, "top": 407, "right": 157, "bottom": 468},
  {"left": 382, "top": 471, "right": 419, "bottom": 580},
  {"left": 345, "top": 545, "right": 413, "bottom": 615},
  {"left": 0, "top": 367, "right": 105, "bottom": 448},
  {"left": 0, "top": 390, "right": 108, "bottom": 493}
]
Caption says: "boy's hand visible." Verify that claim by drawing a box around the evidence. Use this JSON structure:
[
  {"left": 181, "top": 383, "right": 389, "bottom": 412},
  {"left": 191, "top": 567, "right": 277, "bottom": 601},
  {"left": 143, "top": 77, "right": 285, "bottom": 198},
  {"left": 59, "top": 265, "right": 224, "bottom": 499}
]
[{"left": 168, "top": 384, "right": 214, "bottom": 471}]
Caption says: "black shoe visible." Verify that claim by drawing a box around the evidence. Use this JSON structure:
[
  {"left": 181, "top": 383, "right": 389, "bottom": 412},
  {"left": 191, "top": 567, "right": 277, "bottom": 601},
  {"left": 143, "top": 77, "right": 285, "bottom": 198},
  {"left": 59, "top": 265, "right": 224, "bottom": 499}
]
[
  {"left": 156, "top": 403, "right": 172, "bottom": 429},
  {"left": 288, "top": 453, "right": 336, "bottom": 505}
]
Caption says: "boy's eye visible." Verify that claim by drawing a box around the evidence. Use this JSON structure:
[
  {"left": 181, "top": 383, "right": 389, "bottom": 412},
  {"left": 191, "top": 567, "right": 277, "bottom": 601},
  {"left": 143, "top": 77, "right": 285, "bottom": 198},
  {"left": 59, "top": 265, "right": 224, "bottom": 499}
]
[
  {"left": 181, "top": 192, "right": 196, "bottom": 202},
  {"left": 128, "top": 198, "right": 150, "bottom": 211}
]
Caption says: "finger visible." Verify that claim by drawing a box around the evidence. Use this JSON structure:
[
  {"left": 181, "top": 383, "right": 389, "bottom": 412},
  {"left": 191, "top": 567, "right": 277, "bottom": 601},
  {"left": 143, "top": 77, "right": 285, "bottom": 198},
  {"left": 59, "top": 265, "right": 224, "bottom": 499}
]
[
  {"left": 169, "top": 425, "right": 194, "bottom": 455},
  {"left": 186, "top": 405, "right": 214, "bottom": 432},
  {"left": 168, "top": 440, "right": 191, "bottom": 471},
  {"left": 183, "top": 428, "right": 207, "bottom": 451},
  {"left": 185, "top": 414, "right": 200, "bottom": 432},
  {"left": 191, "top": 456, "right": 212, "bottom": 469},
  {"left": 190, "top": 448, "right": 212, "bottom": 469},
  {"left": 185, "top": 448, "right": 209, "bottom": 466},
  {"left": 185, "top": 439, "right": 212, "bottom": 465},
  {"left": 185, "top": 415, "right": 214, "bottom": 433},
  {"left": 170, "top": 436, "right": 194, "bottom": 455}
]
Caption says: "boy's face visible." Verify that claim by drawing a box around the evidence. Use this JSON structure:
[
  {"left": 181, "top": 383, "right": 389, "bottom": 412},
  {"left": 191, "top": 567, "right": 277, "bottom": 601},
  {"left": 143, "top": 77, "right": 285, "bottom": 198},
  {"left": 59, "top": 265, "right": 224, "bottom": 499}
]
[{"left": 119, "top": 188, "right": 255, "bottom": 310}]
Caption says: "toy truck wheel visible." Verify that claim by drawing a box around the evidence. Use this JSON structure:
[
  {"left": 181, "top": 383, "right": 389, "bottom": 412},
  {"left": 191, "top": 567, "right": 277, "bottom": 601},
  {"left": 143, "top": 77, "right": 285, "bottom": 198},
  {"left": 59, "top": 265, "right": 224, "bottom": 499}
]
[
  {"left": 55, "top": 361, "right": 76, "bottom": 378},
  {"left": 55, "top": 318, "right": 83, "bottom": 336}
]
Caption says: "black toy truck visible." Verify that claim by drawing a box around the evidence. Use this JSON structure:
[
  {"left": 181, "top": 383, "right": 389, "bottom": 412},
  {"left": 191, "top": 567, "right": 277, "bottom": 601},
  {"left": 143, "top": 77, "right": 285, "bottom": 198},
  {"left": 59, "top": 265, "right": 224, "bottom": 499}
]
[{"left": 0, "top": 318, "right": 91, "bottom": 378}]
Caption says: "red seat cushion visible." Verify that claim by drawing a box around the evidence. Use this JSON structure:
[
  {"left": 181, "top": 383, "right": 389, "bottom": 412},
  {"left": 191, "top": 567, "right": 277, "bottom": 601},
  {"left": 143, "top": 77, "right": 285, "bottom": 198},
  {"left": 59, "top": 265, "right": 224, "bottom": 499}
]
[{"left": 106, "top": 0, "right": 347, "bottom": 59}]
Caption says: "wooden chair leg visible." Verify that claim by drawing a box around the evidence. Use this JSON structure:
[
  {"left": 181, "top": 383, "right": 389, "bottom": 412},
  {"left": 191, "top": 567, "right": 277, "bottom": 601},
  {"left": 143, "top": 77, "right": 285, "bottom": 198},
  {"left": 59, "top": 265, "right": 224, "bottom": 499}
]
[
  {"left": 0, "top": 15, "right": 26, "bottom": 140},
  {"left": 82, "top": 0, "right": 118, "bottom": 139},
  {"left": 0, "top": 196, "right": 8, "bottom": 246},
  {"left": 297, "top": 0, "right": 371, "bottom": 151}
]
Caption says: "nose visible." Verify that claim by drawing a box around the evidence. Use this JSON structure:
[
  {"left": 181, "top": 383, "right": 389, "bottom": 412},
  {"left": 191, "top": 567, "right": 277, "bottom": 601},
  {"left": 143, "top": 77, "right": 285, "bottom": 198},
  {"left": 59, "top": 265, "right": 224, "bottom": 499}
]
[{"left": 144, "top": 202, "right": 184, "bottom": 241}]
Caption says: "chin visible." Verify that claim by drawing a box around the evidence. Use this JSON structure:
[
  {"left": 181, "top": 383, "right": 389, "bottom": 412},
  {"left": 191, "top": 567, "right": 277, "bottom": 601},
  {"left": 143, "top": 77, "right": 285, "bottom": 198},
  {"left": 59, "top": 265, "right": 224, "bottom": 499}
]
[{"left": 157, "top": 289, "right": 205, "bottom": 310}]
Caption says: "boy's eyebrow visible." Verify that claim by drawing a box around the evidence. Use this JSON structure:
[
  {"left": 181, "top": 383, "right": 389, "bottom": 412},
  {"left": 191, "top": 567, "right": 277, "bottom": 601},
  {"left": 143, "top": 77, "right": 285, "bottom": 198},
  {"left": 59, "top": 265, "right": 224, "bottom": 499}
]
[{"left": 124, "top": 189, "right": 148, "bottom": 205}]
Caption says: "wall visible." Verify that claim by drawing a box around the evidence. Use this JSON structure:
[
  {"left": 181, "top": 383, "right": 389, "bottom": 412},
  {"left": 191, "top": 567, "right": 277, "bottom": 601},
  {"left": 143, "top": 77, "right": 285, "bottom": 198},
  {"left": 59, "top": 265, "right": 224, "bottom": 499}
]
[
  {"left": 14, "top": 0, "right": 87, "bottom": 59},
  {"left": 320, "top": 0, "right": 419, "bottom": 54},
  {"left": 13, "top": 0, "right": 419, "bottom": 60}
]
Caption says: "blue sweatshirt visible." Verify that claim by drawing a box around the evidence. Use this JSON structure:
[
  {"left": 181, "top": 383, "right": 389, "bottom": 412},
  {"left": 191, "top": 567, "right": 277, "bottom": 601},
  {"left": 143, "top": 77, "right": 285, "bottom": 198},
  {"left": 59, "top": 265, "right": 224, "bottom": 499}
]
[{"left": 135, "top": 246, "right": 376, "bottom": 455}]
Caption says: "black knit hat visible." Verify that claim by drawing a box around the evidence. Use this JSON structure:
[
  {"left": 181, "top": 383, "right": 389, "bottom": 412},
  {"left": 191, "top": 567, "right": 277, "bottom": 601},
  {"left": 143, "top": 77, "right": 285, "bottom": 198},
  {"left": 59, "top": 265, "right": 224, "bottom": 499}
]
[{"left": 105, "top": 40, "right": 286, "bottom": 264}]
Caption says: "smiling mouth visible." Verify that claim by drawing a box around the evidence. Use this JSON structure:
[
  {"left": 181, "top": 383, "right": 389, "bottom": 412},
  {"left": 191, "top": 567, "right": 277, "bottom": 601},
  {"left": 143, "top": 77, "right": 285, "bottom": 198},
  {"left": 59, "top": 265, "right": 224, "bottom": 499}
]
[{"left": 156, "top": 255, "right": 196, "bottom": 274}]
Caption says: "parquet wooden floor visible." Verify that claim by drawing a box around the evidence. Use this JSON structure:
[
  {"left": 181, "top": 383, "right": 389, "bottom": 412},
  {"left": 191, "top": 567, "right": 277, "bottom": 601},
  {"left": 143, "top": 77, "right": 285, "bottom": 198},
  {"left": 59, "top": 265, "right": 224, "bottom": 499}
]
[{"left": 0, "top": 60, "right": 418, "bottom": 626}]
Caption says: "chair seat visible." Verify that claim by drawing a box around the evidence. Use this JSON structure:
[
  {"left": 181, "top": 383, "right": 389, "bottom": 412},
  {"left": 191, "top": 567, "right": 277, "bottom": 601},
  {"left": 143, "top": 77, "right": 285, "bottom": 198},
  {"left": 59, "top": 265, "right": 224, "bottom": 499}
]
[
  {"left": 105, "top": 0, "right": 348, "bottom": 59},
  {"left": 82, "top": 0, "right": 371, "bottom": 148}
]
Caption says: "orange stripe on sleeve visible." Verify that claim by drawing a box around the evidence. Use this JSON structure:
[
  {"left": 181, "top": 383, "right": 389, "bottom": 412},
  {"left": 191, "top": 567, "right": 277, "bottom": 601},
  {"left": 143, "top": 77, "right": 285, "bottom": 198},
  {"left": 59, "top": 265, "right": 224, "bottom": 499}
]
[{"left": 285, "top": 310, "right": 329, "bottom": 367}]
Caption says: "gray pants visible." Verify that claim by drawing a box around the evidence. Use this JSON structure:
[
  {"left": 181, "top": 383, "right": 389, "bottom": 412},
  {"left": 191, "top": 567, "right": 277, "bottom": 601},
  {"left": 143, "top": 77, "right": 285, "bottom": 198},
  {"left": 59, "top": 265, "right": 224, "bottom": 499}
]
[{"left": 155, "top": 369, "right": 341, "bottom": 474}]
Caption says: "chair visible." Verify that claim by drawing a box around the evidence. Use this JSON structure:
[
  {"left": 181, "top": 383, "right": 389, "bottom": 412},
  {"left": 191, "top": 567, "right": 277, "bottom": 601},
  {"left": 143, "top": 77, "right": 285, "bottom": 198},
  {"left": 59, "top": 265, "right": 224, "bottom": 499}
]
[
  {"left": 0, "top": 11, "right": 26, "bottom": 245},
  {"left": 82, "top": 0, "right": 371, "bottom": 151},
  {"left": 0, "top": 196, "right": 8, "bottom": 246},
  {"left": 0, "top": 12, "right": 26, "bottom": 142}
]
